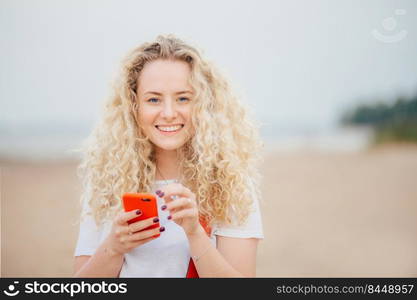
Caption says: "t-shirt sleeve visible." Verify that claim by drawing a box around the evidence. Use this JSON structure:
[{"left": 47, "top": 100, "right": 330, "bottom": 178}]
[
  {"left": 212, "top": 178, "right": 264, "bottom": 239},
  {"left": 74, "top": 197, "right": 103, "bottom": 257}
]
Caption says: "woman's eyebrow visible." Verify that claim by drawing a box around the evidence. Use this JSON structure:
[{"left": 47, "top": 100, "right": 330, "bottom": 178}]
[
  {"left": 143, "top": 90, "right": 193, "bottom": 96},
  {"left": 143, "top": 91, "right": 162, "bottom": 96},
  {"left": 175, "top": 90, "right": 193, "bottom": 95}
]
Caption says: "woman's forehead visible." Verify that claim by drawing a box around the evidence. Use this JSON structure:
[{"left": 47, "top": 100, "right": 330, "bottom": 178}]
[
  {"left": 139, "top": 59, "right": 191, "bottom": 82},
  {"left": 137, "top": 59, "right": 192, "bottom": 95}
]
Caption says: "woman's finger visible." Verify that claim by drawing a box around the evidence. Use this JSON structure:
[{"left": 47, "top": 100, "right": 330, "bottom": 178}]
[
  {"left": 170, "top": 208, "right": 198, "bottom": 221},
  {"left": 163, "top": 197, "right": 194, "bottom": 212},
  {"left": 129, "top": 216, "right": 160, "bottom": 233},
  {"left": 128, "top": 226, "right": 164, "bottom": 243},
  {"left": 116, "top": 209, "right": 142, "bottom": 225},
  {"left": 156, "top": 184, "right": 191, "bottom": 204}
]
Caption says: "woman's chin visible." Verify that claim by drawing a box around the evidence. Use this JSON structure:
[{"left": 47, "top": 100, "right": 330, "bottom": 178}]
[{"left": 152, "top": 140, "right": 185, "bottom": 152}]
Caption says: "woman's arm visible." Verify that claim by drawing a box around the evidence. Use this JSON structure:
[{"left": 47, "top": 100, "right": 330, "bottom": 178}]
[
  {"left": 216, "top": 235, "right": 259, "bottom": 276},
  {"left": 74, "top": 209, "right": 162, "bottom": 277},
  {"left": 187, "top": 225, "right": 259, "bottom": 277},
  {"left": 157, "top": 183, "right": 261, "bottom": 277},
  {"left": 73, "top": 237, "right": 124, "bottom": 278}
]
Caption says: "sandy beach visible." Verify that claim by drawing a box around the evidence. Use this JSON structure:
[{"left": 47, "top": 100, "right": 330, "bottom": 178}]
[{"left": 2, "top": 144, "right": 417, "bottom": 277}]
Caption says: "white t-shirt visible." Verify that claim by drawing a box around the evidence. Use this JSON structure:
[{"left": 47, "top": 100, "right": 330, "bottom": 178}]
[{"left": 74, "top": 179, "right": 264, "bottom": 277}]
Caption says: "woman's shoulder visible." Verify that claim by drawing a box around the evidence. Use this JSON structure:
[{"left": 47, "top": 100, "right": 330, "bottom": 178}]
[{"left": 211, "top": 177, "right": 264, "bottom": 239}]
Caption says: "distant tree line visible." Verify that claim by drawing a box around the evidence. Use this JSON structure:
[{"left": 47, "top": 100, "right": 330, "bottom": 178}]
[{"left": 340, "top": 93, "right": 417, "bottom": 144}]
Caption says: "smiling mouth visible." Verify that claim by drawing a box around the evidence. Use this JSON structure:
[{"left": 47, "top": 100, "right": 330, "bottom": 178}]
[{"left": 155, "top": 124, "right": 184, "bottom": 132}]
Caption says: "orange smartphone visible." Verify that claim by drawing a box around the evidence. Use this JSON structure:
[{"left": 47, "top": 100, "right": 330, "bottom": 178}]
[{"left": 122, "top": 193, "right": 160, "bottom": 238}]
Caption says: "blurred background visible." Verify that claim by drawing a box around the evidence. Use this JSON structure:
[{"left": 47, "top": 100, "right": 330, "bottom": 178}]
[{"left": 1, "top": 0, "right": 417, "bottom": 277}]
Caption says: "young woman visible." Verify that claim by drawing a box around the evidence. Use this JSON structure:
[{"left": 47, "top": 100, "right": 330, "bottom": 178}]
[{"left": 73, "top": 35, "right": 264, "bottom": 277}]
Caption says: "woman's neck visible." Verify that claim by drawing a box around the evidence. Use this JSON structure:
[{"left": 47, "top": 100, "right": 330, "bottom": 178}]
[{"left": 155, "top": 148, "right": 180, "bottom": 180}]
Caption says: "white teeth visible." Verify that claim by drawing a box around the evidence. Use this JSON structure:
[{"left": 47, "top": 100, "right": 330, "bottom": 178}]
[{"left": 157, "top": 125, "right": 183, "bottom": 132}]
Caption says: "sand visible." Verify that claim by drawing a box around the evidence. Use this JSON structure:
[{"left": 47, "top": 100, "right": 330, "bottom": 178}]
[{"left": 1, "top": 144, "right": 417, "bottom": 277}]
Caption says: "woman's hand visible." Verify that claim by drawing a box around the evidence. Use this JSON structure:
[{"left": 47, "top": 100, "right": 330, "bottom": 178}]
[
  {"left": 156, "top": 183, "right": 202, "bottom": 236},
  {"left": 104, "top": 209, "right": 164, "bottom": 256}
]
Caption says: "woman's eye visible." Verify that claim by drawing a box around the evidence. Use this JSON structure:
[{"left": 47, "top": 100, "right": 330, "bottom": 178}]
[
  {"left": 178, "top": 97, "right": 189, "bottom": 102},
  {"left": 147, "top": 98, "right": 159, "bottom": 103}
]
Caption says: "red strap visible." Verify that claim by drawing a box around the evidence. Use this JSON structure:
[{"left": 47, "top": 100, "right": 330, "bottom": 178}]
[
  {"left": 186, "top": 216, "right": 211, "bottom": 278},
  {"left": 186, "top": 258, "right": 199, "bottom": 278}
]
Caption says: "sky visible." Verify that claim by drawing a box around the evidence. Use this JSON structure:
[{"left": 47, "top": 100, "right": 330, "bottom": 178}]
[{"left": 1, "top": 0, "right": 416, "bottom": 139}]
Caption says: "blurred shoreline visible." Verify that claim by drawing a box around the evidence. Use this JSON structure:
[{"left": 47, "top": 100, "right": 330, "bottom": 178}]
[{"left": 0, "top": 124, "right": 376, "bottom": 162}]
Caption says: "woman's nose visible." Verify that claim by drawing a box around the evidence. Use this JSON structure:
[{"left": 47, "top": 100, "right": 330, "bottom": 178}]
[{"left": 161, "top": 99, "right": 177, "bottom": 120}]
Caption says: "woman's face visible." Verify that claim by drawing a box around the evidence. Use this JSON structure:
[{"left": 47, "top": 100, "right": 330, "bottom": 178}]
[{"left": 137, "top": 59, "right": 194, "bottom": 152}]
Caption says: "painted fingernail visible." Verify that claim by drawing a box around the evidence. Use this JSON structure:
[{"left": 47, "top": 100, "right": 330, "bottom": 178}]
[
  {"left": 161, "top": 205, "right": 167, "bottom": 210},
  {"left": 159, "top": 226, "right": 165, "bottom": 232},
  {"left": 167, "top": 215, "right": 172, "bottom": 220},
  {"left": 156, "top": 190, "right": 161, "bottom": 194},
  {"left": 153, "top": 217, "right": 159, "bottom": 223},
  {"left": 159, "top": 192, "right": 165, "bottom": 197},
  {"left": 136, "top": 209, "right": 141, "bottom": 215}
]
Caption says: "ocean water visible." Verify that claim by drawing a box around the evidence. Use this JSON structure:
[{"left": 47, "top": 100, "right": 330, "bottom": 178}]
[
  {"left": 0, "top": 121, "right": 90, "bottom": 161},
  {"left": 0, "top": 123, "right": 374, "bottom": 161},
  {"left": 261, "top": 125, "right": 374, "bottom": 153}
]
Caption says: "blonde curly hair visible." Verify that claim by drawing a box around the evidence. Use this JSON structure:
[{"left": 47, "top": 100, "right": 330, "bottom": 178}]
[{"left": 77, "top": 34, "right": 263, "bottom": 229}]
